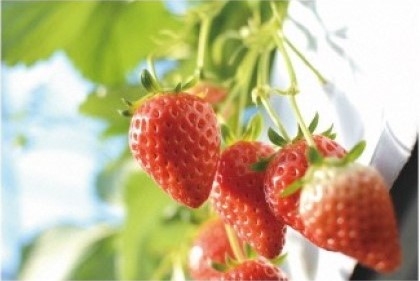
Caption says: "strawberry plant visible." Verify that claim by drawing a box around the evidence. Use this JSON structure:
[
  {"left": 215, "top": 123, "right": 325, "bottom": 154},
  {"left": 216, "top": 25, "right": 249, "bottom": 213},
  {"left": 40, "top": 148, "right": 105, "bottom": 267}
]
[
  {"left": 119, "top": 1, "right": 402, "bottom": 278},
  {"left": 4, "top": 1, "right": 405, "bottom": 280}
]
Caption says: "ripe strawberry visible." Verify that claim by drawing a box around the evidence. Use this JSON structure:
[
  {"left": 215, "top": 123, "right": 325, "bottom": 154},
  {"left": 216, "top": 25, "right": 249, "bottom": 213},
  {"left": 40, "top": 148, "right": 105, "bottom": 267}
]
[
  {"left": 264, "top": 135, "right": 345, "bottom": 240},
  {"left": 129, "top": 93, "right": 220, "bottom": 208},
  {"left": 222, "top": 259, "right": 288, "bottom": 281},
  {"left": 211, "top": 141, "right": 287, "bottom": 259},
  {"left": 299, "top": 163, "right": 401, "bottom": 272},
  {"left": 188, "top": 82, "right": 227, "bottom": 105},
  {"left": 188, "top": 219, "right": 235, "bottom": 280}
]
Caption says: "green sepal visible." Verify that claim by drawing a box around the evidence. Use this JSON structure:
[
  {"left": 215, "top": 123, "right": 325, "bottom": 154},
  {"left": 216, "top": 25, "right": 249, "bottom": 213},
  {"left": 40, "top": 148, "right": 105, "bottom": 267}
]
[
  {"left": 343, "top": 140, "right": 366, "bottom": 163},
  {"left": 321, "top": 124, "right": 336, "bottom": 139},
  {"left": 121, "top": 98, "right": 133, "bottom": 107},
  {"left": 250, "top": 155, "right": 274, "bottom": 172},
  {"left": 174, "top": 82, "right": 182, "bottom": 93},
  {"left": 307, "top": 146, "right": 323, "bottom": 166},
  {"left": 118, "top": 109, "right": 132, "bottom": 117},
  {"left": 243, "top": 113, "right": 263, "bottom": 141},
  {"left": 211, "top": 261, "right": 228, "bottom": 272},
  {"left": 140, "top": 69, "right": 161, "bottom": 93},
  {"left": 268, "top": 127, "right": 287, "bottom": 146},
  {"left": 244, "top": 243, "right": 258, "bottom": 259},
  {"left": 296, "top": 125, "right": 304, "bottom": 139},
  {"left": 270, "top": 253, "right": 288, "bottom": 265},
  {"left": 181, "top": 76, "right": 198, "bottom": 91},
  {"left": 280, "top": 178, "right": 305, "bottom": 197},
  {"left": 224, "top": 254, "right": 239, "bottom": 268},
  {"left": 221, "top": 124, "right": 236, "bottom": 145},
  {"left": 308, "top": 112, "right": 319, "bottom": 134}
]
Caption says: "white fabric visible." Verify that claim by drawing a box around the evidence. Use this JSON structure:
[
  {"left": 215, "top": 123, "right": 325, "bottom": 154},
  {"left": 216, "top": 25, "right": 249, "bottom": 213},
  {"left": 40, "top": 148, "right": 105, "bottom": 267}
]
[{"left": 270, "top": 1, "right": 419, "bottom": 280}]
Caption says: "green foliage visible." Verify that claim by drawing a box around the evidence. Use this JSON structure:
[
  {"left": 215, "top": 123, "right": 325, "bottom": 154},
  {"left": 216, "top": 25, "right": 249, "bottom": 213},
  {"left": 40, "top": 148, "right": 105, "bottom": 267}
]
[
  {"left": 118, "top": 170, "right": 199, "bottom": 280},
  {"left": 79, "top": 85, "right": 142, "bottom": 137},
  {"left": 2, "top": 1, "right": 181, "bottom": 85},
  {"left": 18, "top": 225, "right": 116, "bottom": 280}
]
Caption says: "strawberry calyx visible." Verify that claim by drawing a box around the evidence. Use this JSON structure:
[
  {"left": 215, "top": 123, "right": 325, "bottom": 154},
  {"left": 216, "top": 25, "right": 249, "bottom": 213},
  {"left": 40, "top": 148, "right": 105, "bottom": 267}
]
[
  {"left": 221, "top": 113, "right": 264, "bottom": 146},
  {"left": 210, "top": 247, "right": 288, "bottom": 273},
  {"left": 119, "top": 69, "right": 202, "bottom": 117},
  {"left": 280, "top": 140, "right": 366, "bottom": 198},
  {"left": 251, "top": 114, "right": 337, "bottom": 173}
]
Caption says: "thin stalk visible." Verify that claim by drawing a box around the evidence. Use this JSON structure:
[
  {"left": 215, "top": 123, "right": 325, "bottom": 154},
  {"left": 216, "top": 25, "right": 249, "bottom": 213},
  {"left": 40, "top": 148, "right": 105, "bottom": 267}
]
[
  {"left": 284, "top": 37, "right": 327, "bottom": 85},
  {"left": 196, "top": 16, "right": 211, "bottom": 79},
  {"left": 260, "top": 97, "right": 291, "bottom": 142},
  {"left": 225, "top": 224, "right": 246, "bottom": 262},
  {"left": 147, "top": 54, "right": 158, "bottom": 81},
  {"left": 273, "top": 32, "right": 297, "bottom": 90},
  {"left": 289, "top": 96, "right": 315, "bottom": 146},
  {"left": 274, "top": 31, "right": 316, "bottom": 147},
  {"left": 258, "top": 51, "right": 291, "bottom": 142}
]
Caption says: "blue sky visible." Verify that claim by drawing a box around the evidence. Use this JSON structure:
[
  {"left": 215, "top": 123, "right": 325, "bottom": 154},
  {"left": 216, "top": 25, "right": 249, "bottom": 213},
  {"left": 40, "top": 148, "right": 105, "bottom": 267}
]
[{"left": 1, "top": 52, "right": 125, "bottom": 279}]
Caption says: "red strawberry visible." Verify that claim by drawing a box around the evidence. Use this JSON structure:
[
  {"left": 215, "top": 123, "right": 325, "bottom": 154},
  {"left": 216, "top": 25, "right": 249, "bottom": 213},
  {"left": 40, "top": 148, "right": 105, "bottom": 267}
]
[
  {"left": 188, "top": 219, "right": 234, "bottom": 280},
  {"left": 188, "top": 82, "right": 227, "bottom": 105},
  {"left": 211, "top": 141, "right": 287, "bottom": 258},
  {"left": 129, "top": 93, "right": 220, "bottom": 208},
  {"left": 299, "top": 163, "right": 401, "bottom": 272},
  {"left": 222, "top": 259, "right": 288, "bottom": 281},
  {"left": 264, "top": 135, "right": 345, "bottom": 240}
]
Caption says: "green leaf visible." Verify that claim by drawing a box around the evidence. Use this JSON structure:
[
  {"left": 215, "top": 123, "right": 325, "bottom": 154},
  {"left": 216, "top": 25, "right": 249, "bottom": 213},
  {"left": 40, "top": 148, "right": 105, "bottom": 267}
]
[
  {"left": 281, "top": 178, "right": 305, "bottom": 197},
  {"left": 344, "top": 140, "right": 366, "bottom": 163},
  {"left": 307, "top": 146, "right": 323, "bottom": 165},
  {"left": 118, "top": 171, "right": 197, "bottom": 280},
  {"left": 79, "top": 85, "right": 143, "bottom": 138},
  {"left": 69, "top": 234, "right": 118, "bottom": 280},
  {"left": 242, "top": 113, "right": 263, "bottom": 141},
  {"left": 308, "top": 112, "right": 319, "bottom": 133},
  {"left": 3, "top": 1, "right": 181, "bottom": 85},
  {"left": 18, "top": 224, "right": 116, "bottom": 280},
  {"left": 268, "top": 127, "right": 287, "bottom": 146}
]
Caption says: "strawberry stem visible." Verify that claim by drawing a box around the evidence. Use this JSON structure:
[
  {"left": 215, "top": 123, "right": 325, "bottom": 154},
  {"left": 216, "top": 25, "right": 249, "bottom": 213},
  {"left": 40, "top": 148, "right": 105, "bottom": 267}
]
[
  {"left": 284, "top": 37, "right": 328, "bottom": 85},
  {"left": 225, "top": 224, "right": 246, "bottom": 262},
  {"left": 257, "top": 50, "right": 291, "bottom": 142},
  {"left": 273, "top": 30, "right": 316, "bottom": 147},
  {"left": 196, "top": 16, "right": 212, "bottom": 80}
]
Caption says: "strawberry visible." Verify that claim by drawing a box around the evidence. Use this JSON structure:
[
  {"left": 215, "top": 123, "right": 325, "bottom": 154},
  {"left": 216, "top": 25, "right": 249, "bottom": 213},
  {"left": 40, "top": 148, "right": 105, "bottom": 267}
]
[
  {"left": 188, "top": 82, "right": 227, "bottom": 105},
  {"left": 264, "top": 135, "right": 345, "bottom": 241},
  {"left": 129, "top": 93, "right": 220, "bottom": 208},
  {"left": 188, "top": 219, "right": 235, "bottom": 280},
  {"left": 299, "top": 163, "right": 401, "bottom": 272},
  {"left": 222, "top": 259, "right": 288, "bottom": 281},
  {"left": 211, "top": 141, "right": 287, "bottom": 259}
]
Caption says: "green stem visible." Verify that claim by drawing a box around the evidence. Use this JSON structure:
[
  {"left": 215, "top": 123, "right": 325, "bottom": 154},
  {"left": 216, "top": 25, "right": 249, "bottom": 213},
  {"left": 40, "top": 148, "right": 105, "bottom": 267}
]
[
  {"left": 225, "top": 224, "right": 245, "bottom": 262},
  {"left": 290, "top": 96, "right": 315, "bottom": 146},
  {"left": 235, "top": 49, "right": 259, "bottom": 137},
  {"left": 147, "top": 54, "right": 158, "bottom": 81},
  {"left": 273, "top": 32, "right": 297, "bottom": 90},
  {"left": 274, "top": 31, "right": 315, "bottom": 147},
  {"left": 258, "top": 51, "right": 291, "bottom": 142},
  {"left": 284, "top": 37, "right": 327, "bottom": 85},
  {"left": 260, "top": 96, "right": 291, "bottom": 142},
  {"left": 196, "top": 16, "right": 211, "bottom": 79}
]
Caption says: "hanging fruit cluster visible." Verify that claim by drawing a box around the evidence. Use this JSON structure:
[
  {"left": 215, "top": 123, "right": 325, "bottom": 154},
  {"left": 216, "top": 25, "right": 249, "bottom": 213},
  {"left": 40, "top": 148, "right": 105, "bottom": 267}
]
[{"left": 122, "top": 1, "right": 401, "bottom": 279}]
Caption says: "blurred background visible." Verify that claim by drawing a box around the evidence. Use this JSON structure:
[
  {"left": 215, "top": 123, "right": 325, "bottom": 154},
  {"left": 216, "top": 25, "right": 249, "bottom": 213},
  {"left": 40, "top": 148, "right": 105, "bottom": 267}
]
[{"left": 1, "top": 1, "right": 418, "bottom": 280}]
